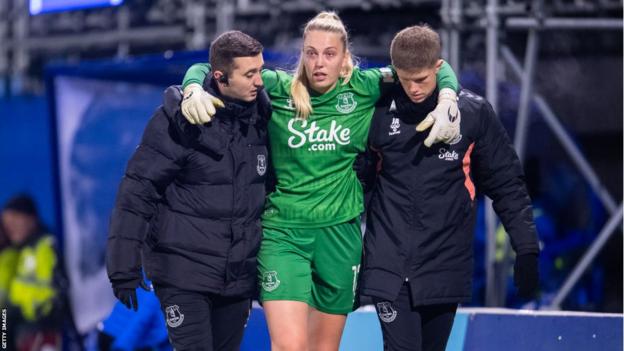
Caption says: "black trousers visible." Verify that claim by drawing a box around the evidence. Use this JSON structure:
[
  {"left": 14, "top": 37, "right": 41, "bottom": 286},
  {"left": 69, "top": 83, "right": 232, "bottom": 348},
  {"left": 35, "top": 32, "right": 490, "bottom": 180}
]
[
  {"left": 372, "top": 283, "right": 458, "bottom": 351},
  {"left": 154, "top": 285, "right": 251, "bottom": 351}
]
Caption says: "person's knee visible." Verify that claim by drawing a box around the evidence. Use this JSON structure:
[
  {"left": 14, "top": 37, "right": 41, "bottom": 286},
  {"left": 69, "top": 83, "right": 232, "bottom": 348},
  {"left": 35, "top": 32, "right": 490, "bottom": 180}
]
[
  {"left": 270, "top": 325, "right": 307, "bottom": 350},
  {"left": 271, "top": 336, "right": 308, "bottom": 351},
  {"left": 309, "top": 340, "right": 341, "bottom": 351}
]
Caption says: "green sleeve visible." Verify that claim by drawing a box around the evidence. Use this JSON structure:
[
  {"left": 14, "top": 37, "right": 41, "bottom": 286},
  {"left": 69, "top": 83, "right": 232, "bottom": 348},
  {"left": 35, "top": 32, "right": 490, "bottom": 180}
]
[
  {"left": 181, "top": 63, "right": 284, "bottom": 96},
  {"left": 182, "top": 63, "right": 211, "bottom": 89},
  {"left": 261, "top": 69, "right": 281, "bottom": 96},
  {"left": 351, "top": 67, "right": 385, "bottom": 101},
  {"left": 436, "top": 60, "right": 459, "bottom": 92}
]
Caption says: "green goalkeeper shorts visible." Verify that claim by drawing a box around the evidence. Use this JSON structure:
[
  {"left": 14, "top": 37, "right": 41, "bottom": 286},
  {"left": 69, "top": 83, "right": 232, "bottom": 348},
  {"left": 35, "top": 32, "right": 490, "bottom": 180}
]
[{"left": 257, "top": 218, "right": 362, "bottom": 315}]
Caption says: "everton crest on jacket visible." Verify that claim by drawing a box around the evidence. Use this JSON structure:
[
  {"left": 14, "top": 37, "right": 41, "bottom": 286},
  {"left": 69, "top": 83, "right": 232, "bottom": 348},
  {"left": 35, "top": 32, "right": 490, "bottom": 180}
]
[
  {"left": 360, "top": 85, "right": 539, "bottom": 305},
  {"left": 107, "top": 77, "right": 271, "bottom": 298}
]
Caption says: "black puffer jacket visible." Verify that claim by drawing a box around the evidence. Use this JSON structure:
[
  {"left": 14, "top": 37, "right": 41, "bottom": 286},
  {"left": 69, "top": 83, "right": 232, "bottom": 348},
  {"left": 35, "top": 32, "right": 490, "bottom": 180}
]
[
  {"left": 360, "top": 85, "right": 539, "bottom": 305},
  {"left": 106, "top": 78, "right": 271, "bottom": 297}
]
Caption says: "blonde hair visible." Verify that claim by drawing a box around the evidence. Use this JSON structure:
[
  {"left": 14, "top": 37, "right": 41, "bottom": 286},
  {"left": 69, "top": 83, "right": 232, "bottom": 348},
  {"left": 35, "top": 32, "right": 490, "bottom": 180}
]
[{"left": 290, "top": 11, "right": 355, "bottom": 119}]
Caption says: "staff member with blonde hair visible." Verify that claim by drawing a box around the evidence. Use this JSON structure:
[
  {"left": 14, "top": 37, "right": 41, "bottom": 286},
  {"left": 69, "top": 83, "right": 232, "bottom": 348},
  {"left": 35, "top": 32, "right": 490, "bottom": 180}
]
[{"left": 180, "top": 12, "right": 461, "bottom": 351}]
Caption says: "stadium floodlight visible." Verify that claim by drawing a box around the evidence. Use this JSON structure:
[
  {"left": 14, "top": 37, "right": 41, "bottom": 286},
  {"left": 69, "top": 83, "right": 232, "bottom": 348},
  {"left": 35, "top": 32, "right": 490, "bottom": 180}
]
[{"left": 29, "top": 0, "right": 124, "bottom": 15}]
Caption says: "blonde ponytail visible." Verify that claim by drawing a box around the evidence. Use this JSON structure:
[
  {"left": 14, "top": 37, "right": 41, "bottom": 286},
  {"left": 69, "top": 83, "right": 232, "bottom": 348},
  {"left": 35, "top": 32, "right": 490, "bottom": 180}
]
[
  {"left": 291, "top": 58, "right": 313, "bottom": 120},
  {"left": 290, "top": 11, "right": 355, "bottom": 119}
]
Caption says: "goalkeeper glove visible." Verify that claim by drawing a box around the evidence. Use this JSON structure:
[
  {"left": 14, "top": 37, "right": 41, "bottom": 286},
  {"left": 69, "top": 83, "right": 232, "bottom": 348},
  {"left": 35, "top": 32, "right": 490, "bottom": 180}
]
[
  {"left": 416, "top": 88, "right": 461, "bottom": 147},
  {"left": 181, "top": 83, "right": 225, "bottom": 124}
]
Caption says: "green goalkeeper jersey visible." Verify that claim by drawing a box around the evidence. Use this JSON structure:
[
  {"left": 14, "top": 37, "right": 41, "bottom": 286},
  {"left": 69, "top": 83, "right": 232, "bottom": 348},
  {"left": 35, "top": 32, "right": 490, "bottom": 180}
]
[{"left": 183, "top": 63, "right": 458, "bottom": 228}]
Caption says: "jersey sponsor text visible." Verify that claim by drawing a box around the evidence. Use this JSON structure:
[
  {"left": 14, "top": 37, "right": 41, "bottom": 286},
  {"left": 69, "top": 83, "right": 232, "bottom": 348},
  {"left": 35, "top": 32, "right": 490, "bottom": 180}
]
[{"left": 287, "top": 118, "right": 351, "bottom": 152}]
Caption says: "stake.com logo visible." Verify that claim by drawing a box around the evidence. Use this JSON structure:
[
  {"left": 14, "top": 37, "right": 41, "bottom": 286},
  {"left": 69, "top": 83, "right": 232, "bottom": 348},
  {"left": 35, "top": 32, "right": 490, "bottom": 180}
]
[{"left": 287, "top": 118, "right": 351, "bottom": 151}]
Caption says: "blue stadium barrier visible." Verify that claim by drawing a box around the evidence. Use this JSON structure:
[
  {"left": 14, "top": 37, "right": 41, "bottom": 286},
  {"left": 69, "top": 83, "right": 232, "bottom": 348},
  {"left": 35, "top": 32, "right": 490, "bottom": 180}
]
[{"left": 241, "top": 306, "right": 623, "bottom": 351}]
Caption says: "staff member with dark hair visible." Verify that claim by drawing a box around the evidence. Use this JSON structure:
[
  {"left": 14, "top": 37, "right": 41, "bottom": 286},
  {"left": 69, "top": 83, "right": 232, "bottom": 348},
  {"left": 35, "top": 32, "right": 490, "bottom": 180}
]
[
  {"left": 360, "top": 25, "right": 540, "bottom": 351},
  {"left": 106, "top": 30, "right": 271, "bottom": 350}
]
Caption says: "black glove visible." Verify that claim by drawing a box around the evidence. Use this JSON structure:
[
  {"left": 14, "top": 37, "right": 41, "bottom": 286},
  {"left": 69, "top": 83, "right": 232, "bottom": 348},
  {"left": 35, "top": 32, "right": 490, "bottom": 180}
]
[
  {"left": 113, "top": 279, "right": 151, "bottom": 311},
  {"left": 353, "top": 149, "right": 378, "bottom": 194},
  {"left": 513, "top": 253, "right": 539, "bottom": 299}
]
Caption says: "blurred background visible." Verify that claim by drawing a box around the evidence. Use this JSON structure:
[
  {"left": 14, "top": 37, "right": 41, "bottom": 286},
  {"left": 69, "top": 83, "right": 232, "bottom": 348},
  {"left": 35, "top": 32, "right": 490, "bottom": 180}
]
[{"left": 0, "top": 0, "right": 622, "bottom": 350}]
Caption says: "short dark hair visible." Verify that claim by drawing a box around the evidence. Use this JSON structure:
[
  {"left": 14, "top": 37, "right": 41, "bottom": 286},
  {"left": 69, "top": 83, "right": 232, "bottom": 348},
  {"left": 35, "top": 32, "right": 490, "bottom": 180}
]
[
  {"left": 3, "top": 194, "right": 38, "bottom": 218},
  {"left": 390, "top": 25, "right": 441, "bottom": 71},
  {"left": 209, "top": 31, "right": 263, "bottom": 75}
]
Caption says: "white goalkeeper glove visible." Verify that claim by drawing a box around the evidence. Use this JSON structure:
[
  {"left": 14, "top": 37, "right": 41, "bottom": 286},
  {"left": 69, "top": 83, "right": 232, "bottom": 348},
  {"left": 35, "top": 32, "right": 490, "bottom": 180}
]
[
  {"left": 415, "top": 88, "right": 461, "bottom": 147},
  {"left": 181, "top": 83, "right": 225, "bottom": 124}
]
